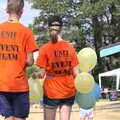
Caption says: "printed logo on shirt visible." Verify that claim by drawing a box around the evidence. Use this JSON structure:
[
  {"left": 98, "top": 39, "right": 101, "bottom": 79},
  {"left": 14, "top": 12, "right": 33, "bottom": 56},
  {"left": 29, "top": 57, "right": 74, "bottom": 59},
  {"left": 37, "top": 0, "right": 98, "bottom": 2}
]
[
  {"left": 0, "top": 31, "right": 20, "bottom": 60},
  {"left": 0, "top": 31, "right": 17, "bottom": 39},
  {"left": 51, "top": 50, "right": 72, "bottom": 76},
  {"left": 0, "top": 44, "right": 20, "bottom": 60}
]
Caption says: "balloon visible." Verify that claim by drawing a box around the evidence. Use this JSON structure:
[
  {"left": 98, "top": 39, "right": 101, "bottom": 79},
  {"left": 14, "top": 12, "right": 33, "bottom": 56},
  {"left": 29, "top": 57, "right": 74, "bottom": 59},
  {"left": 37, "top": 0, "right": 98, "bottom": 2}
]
[
  {"left": 29, "top": 78, "right": 43, "bottom": 103},
  {"left": 74, "top": 72, "right": 95, "bottom": 93},
  {"left": 93, "top": 83, "right": 101, "bottom": 100},
  {"left": 75, "top": 92, "right": 96, "bottom": 109},
  {"left": 75, "top": 83, "right": 100, "bottom": 109},
  {"left": 78, "top": 48, "right": 97, "bottom": 72}
]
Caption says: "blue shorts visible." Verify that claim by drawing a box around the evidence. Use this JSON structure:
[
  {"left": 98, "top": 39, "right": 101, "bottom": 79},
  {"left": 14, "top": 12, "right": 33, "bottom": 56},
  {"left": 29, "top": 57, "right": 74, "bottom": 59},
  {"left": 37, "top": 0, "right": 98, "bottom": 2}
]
[
  {"left": 0, "top": 92, "right": 29, "bottom": 118},
  {"left": 43, "top": 96, "right": 75, "bottom": 109}
]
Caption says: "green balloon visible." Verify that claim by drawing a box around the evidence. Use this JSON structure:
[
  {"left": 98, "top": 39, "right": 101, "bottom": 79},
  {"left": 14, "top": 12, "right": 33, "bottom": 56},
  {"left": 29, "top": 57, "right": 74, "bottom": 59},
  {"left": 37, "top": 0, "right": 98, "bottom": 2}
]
[
  {"left": 75, "top": 92, "right": 96, "bottom": 109},
  {"left": 75, "top": 84, "right": 98, "bottom": 110},
  {"left": 29, "top": 78, "right": 43, "bottom": 103}
]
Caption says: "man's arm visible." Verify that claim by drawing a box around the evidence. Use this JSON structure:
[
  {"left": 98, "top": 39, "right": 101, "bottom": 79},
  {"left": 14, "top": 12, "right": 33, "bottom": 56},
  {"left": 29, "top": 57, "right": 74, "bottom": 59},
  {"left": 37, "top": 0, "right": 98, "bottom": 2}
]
[
  {"left": 26, "top": 52, "right": 34, "bottom": 66},
  {"left": 32, "top": 68, "right": 46, "bottom": 79}
]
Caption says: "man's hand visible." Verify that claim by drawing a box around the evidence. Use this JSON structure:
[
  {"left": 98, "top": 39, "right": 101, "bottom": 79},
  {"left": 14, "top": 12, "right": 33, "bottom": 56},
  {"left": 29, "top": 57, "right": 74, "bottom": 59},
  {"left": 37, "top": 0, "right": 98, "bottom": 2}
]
[{"left": 32, "top": 68, "right": 46, "bottom": 79}]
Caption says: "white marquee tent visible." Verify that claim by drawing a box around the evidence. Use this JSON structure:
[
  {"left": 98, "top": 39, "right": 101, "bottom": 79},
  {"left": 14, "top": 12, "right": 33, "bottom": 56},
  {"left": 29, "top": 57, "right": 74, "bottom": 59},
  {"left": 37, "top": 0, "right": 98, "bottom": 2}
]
[{"left": 99, "top": 68, "right": 120, "bottom": 90}]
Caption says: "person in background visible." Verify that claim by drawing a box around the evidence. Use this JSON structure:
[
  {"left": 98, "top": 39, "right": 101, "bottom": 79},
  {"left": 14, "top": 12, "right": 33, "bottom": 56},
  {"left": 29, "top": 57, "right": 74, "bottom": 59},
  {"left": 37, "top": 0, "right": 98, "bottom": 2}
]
[
  {"left": 0, "top": 0, "right": 38, "bottom": 120},
  {"left": 33, "top": 15, "right": 80, "bottom": 120},
  {"left": 75, "top": 83, "right": 101, "bottom": 120}
]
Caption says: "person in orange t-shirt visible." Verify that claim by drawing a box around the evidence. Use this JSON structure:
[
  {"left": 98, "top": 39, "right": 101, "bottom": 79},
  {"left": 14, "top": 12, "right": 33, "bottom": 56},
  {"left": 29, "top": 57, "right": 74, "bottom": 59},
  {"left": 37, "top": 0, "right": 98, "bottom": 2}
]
[
  {"left": 34, "top": 15, "right": 80, "bottom": 120},
  {"left": 0, "top": 0, "right": 38, "bottom": 120}
]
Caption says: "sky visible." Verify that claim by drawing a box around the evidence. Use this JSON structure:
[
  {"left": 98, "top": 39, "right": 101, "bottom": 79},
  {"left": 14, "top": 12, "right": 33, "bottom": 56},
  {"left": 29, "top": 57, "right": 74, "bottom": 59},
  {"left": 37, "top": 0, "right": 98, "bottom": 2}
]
[{"left": 0, "top": 0, "right": 40, "bottom": 26}]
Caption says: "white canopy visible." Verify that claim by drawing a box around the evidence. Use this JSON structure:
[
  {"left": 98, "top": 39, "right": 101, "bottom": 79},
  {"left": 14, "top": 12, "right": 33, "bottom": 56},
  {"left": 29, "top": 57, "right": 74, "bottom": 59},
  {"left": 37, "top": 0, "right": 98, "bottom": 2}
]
[{"left": 99, "top": 68, "right": 120, "bottom": 90}]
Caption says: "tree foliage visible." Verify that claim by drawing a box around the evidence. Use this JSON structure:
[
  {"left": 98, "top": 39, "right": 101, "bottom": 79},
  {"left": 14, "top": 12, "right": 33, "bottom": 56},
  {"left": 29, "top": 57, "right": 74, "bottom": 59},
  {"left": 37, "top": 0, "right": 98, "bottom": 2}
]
[{"left": 29, "top": 0, "right": 120, "bottom": 82}]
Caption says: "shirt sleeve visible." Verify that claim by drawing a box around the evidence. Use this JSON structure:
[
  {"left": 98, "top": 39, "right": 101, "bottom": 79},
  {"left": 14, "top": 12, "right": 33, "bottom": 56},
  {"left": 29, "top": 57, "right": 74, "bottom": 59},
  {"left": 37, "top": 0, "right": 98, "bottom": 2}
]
[
  {"left": 36, "top": 46, "right": 48, "bottom": 69},
  {"left": 71, "top": 46, "right": 79, "bottom": 67},
  {"left": 25, "top": 30, "right": 38, "bottom": 52}
]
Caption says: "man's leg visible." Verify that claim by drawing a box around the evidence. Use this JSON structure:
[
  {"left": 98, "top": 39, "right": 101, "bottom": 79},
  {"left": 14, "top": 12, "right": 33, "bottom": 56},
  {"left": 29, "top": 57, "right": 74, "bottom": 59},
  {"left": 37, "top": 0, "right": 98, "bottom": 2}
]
[
  {"left": 0, "top": 92, "right": 14, "bottom": 120},
  {"left": 14, "top": 117, "right": 26, "bottom": 120},
  {"left": 5, "top": 117, "right": 14, "bottom": 120},
  {"left": 13, "top": 92, "right": 29, "bottom": 120}
]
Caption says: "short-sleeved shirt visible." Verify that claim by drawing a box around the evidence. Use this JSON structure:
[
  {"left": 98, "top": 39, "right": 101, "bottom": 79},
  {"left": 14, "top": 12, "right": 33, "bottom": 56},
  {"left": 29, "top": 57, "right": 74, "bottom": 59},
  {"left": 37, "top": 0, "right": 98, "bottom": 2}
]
[
  {"left": 0, "top": 21, "right": 38, "bottom": 92},
  {"left": 36, "top": 40, "right": 79, "bottom": 99}
]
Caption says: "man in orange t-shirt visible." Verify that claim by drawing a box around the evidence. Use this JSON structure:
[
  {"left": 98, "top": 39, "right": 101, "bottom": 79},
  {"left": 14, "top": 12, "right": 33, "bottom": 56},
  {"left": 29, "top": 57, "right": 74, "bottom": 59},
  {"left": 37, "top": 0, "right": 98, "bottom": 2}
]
[
  {"left": 34, "top": 15, "right": 80, "bottom": 120},
  {"left": 0, "top": 0, "right": 38, "bottom": 120}
]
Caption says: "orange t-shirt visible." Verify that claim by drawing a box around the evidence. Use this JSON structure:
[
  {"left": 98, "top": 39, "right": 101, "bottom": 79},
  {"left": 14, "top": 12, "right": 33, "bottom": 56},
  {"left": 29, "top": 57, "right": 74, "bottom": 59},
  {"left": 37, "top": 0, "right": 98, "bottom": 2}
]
[
  {"left": 0, "top": 21, "right": 38, "bottom": 92},
  {"left": 36, "top": 40, "right": 79, "bottom": 99}
]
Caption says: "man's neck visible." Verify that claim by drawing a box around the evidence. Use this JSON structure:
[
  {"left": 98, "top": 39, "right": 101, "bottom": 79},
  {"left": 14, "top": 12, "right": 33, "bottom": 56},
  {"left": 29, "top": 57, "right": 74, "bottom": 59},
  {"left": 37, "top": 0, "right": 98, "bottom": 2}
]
[{"left": 8, "top": 13, "right": 20, "bottom": 21}]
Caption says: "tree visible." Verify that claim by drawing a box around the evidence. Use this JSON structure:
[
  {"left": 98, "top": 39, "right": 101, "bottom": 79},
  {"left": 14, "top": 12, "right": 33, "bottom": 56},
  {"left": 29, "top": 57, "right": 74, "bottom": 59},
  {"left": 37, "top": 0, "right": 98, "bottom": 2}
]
[
  {"left": 77, "top": 0, "right": 120, "bottom": 79},
  {"left": 30, "top": 0, "right": 120, "bottom": 82},
  {"left": 29, "top": 0, "right": 91, "bottom": 49}
]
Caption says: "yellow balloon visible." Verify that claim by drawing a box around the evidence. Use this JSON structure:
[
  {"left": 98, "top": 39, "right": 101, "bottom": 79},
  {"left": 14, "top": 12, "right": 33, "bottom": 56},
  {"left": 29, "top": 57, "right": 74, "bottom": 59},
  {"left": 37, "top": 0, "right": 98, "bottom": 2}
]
[
  {"left": 29, "top": 78, "right": 43, "bottom": 103},
  {"left": 78, "top": 48, "right": 97, "bottom": 72},
  {"left": 74, "top": 72, "right": 95, "bottom": 93}
]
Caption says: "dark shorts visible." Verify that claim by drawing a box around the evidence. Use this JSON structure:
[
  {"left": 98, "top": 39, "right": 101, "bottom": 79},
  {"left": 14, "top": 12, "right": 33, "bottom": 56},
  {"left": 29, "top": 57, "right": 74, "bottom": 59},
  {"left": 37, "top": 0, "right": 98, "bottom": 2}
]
[
  {"left": 43, "top": 96, "right": 75, "bottom": 109},
  {"left": 0, "top": 92, "right": 29, "bottom": 118}
]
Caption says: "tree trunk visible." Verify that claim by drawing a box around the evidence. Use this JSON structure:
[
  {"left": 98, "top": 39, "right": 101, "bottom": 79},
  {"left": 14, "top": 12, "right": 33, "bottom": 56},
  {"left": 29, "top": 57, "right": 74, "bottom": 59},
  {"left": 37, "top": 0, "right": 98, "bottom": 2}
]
[{"left": 92, "top": 15, "right": 103, "bottom": 82}]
